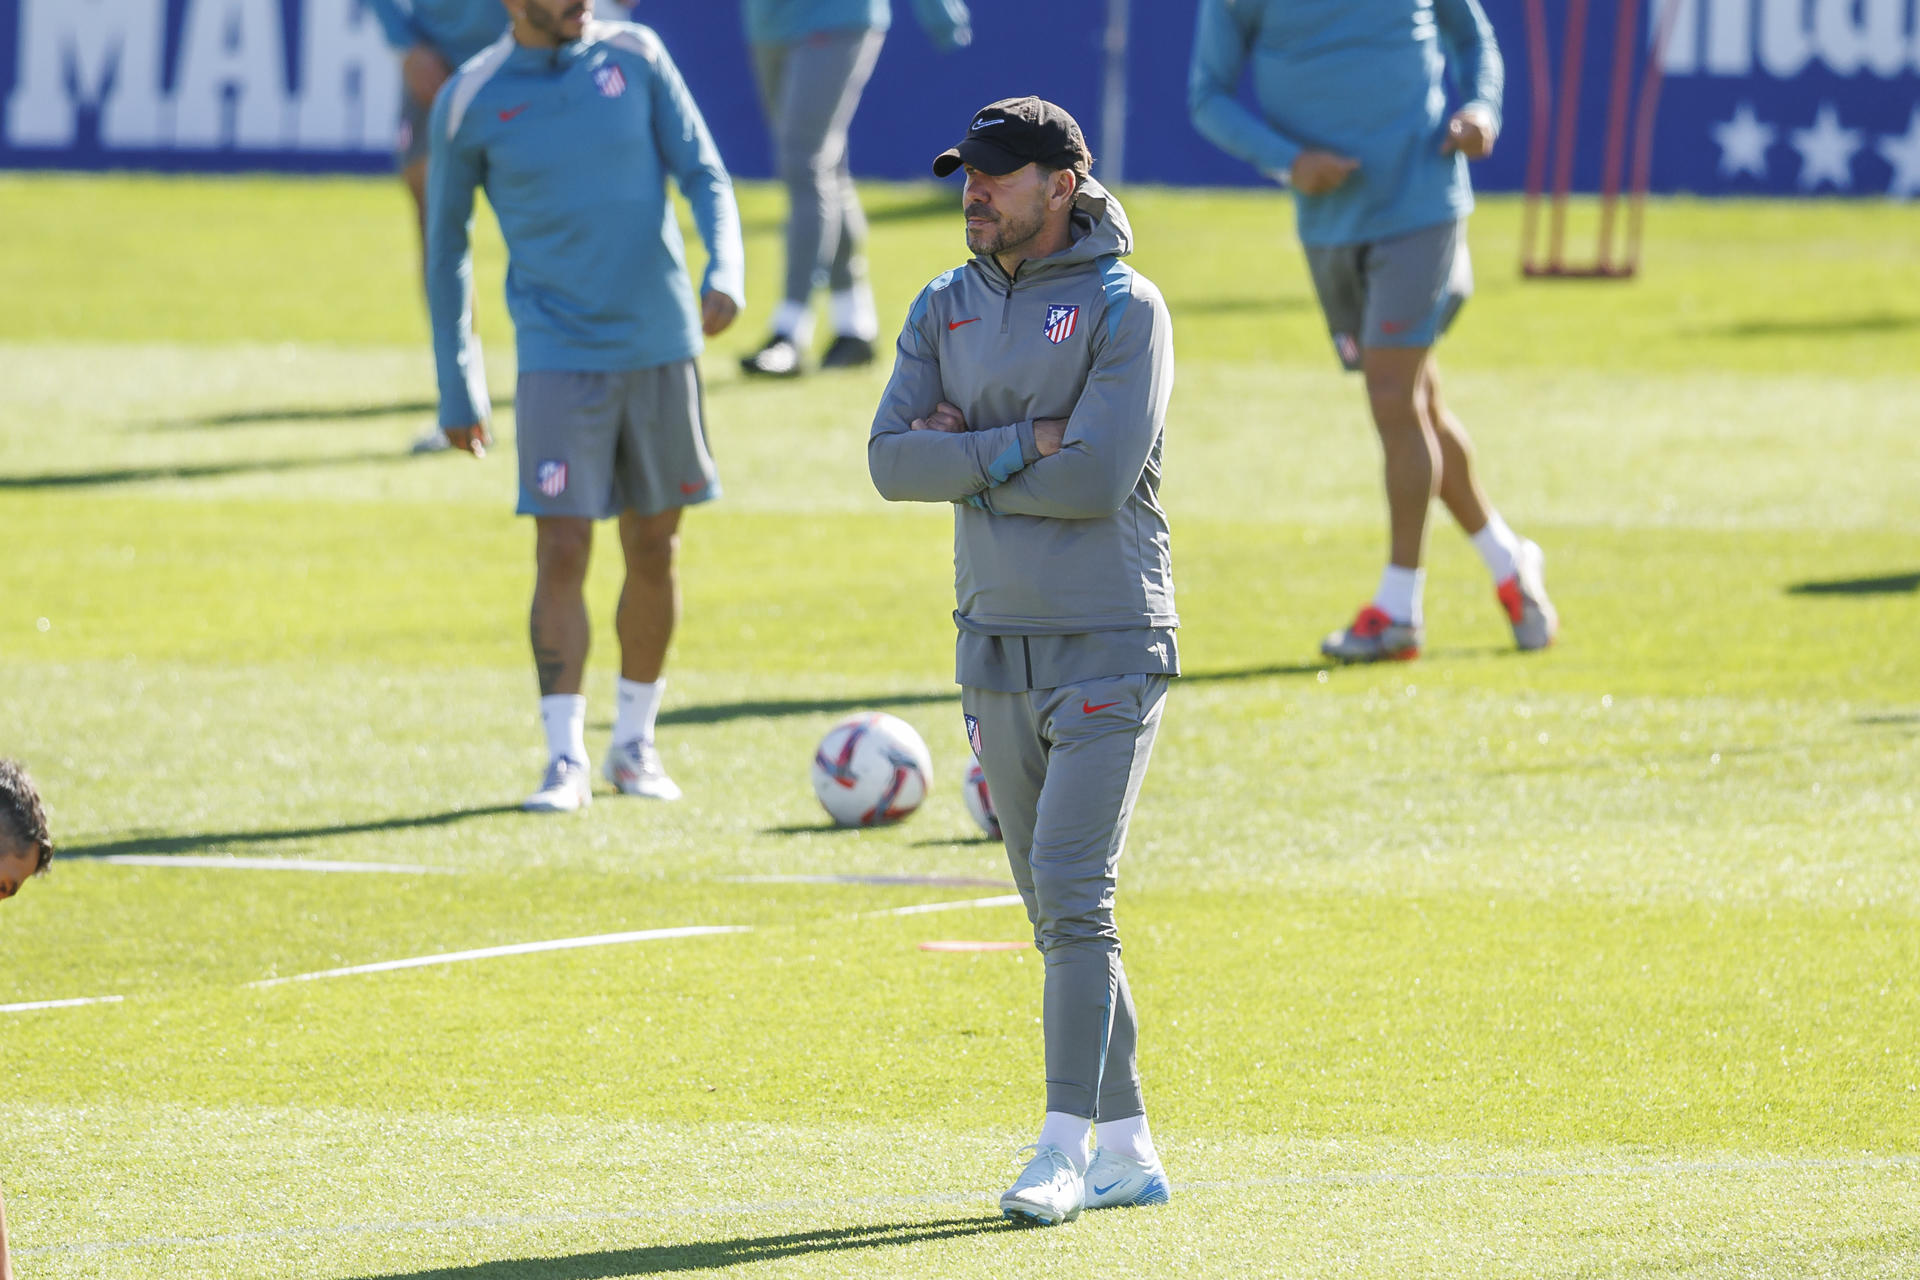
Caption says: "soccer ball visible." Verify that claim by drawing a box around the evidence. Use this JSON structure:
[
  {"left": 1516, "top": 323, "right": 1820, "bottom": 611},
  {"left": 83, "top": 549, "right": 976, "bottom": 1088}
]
[
  {"left": 962, "top": 760, "right": 1001, "bottom": 840},
  {"left": 809, "top": 712, "right": 933, "bottom": 827}
]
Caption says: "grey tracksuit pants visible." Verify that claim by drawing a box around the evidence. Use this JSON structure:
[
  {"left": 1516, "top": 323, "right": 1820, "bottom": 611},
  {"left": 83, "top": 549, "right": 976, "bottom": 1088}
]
[
  {"left": 750, "top": 29, "right": 885, "bottom": 309},
  {"left": 962, "top": 672, "right": 1168, "bottom": 1121}
]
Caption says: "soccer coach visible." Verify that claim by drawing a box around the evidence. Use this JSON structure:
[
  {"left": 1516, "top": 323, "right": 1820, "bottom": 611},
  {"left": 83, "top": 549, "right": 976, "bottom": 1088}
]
[
  {"left": 869, "top": 98, "right": 1176, "bottom": 1227},
  {"left": 427, "top": 0, "right": 744, "bottom": 811}
]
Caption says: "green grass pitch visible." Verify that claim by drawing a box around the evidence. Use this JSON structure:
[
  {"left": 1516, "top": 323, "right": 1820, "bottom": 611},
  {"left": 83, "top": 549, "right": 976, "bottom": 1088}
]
[{"left": 0, "top": 172, "right": 1916, "bottom": 1278}]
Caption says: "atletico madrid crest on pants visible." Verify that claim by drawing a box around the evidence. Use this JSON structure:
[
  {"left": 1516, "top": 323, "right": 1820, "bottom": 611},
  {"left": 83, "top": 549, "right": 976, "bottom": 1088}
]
[
  {"left": 1044, "top": 304, "right": 1078, "bottom": 344},
  {"left": 536, "top": 460, "right": 568, "bottom": 498}
]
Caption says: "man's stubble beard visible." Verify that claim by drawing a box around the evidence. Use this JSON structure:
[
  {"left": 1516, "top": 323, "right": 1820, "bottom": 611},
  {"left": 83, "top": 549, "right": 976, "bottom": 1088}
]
[{"left": 965, "top": 200, "right": 1046, "bottom": 261}]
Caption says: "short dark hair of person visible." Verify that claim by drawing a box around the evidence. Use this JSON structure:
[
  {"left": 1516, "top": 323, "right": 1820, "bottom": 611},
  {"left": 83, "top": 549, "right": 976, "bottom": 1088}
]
[
  {"left": 0, "top": 759, "right": 53, "bottom": 874},
  {"left": 1039, "top": 151, "right": 1095, "bottom": 195}
]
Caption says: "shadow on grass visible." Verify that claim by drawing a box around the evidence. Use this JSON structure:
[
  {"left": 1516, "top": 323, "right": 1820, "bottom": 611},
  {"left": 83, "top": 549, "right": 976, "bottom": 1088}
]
[
  {"left": 1786, "top": 572, "right": 1920, "bottom": 596},
  {"left": 661, "top": 691, "right": 958, "bottom": 727},
  {"left": 0, "top": 451, "right": 414, "bottom": 489},
  {"left": 341, "top": 1216, "right": 1013, "bottom": 1278},
  {"left": 1170, "top": 294, "right": 1312, "bottom": 316},
  {"left": 1716, "top": 313, "right": 1920, "bottom": 339},
  {"left": 59, "top": 805, "right": 524, "bottom": 859},
  {"left": 151, "top": 399, "right": 479, "bottom": 429}
]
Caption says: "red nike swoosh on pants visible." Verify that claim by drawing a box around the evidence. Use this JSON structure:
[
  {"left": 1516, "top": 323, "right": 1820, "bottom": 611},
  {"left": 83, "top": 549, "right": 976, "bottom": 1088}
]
[{"left": 1082, "top": 700, "right": 1119, "bottom": 714}]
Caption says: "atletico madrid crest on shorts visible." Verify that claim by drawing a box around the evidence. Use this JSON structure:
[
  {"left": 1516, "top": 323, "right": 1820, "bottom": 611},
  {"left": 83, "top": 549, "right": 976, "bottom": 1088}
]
[
  {"left": 536, "top": 460, "right": 568, "bottom": 498},
  {"left": 594, "top": 65, "right": 627, "bottom": 98},
  {"left": 965, "top": 714, "right": 983, "bottom": 758},
  {"left": 1044, "top": 304, "right": 1079, "bottom": 345}
]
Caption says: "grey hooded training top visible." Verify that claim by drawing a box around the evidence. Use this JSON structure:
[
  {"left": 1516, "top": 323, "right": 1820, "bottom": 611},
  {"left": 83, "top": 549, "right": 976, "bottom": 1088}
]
[{"left": 869, "top": 179, "right": 1178, "bottom": 692}]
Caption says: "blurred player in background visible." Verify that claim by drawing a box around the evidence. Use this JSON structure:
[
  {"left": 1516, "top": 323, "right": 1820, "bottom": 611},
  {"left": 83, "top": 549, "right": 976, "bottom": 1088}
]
[
  {"left": 365, "top": 0, "right": 513, "bottom": 454},
  {"left": 427, "top": 0, "right": 744, "bottom": 811},
  {"left": 0, "top": 758, "right": 55, "bottom": 1280},
  {"left": 738, "top": 0, "right": 972, "bottom": 378},
  {"left": 870, "top": 98, "right": 1176, "bottom": 1226},
  {"left": 1189, "top": 0, "right": 1557, "bottom": 662}
]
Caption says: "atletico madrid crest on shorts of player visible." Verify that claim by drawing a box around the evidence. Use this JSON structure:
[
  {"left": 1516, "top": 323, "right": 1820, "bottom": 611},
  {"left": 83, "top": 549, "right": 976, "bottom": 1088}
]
[
  {"left": 594, "top": 64, "right": 627, "bottom": 98},
  {"left": 536, "top": 460, "right": 568, "bottom": 498},
  {"left": 1044, "top": 304, "right": 1079, "bottom": 345},
  {"left": 965, "top": 714, "right": 983, "bottom": 758}
]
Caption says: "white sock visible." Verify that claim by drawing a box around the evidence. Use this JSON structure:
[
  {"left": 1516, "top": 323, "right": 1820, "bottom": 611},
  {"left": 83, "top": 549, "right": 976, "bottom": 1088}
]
[
  {"left": 770, "top": 300, "right": 813, "bottom": 346},
  {"left": 1037, "top": 1112, "right": 1091, "bottom": 1172},
  {"left": 612, "top": 677, "right": 664, "bottom": 747},
  {"left": 1471, "top": 510, "right": 1522, "bottom": 582},
  {"left": 830, "top": 286, "right": 877, "bottom": 340},
  {"left": 1094, "top": 1114, "right": 1157, "bottom": 1165},
  {"left": 1372, "top": 564, "right": 1426, "bottom": 625},
  {"left": 540, "top": 694, "right": 588, "bottom": 765}
]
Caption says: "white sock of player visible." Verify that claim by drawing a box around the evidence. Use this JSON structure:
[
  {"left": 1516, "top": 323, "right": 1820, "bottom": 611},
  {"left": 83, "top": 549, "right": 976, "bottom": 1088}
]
[
  {"left": 1037, "top": 1111, "right": 1091, "bottom": 1172},
  {"left": 770, "top": 300, "right": 813, "bottom": 346},
  {"left": 612, "top": 677, "right": 664, "bottom": 747},
  {"left": 1372, "top": 564, "right": 1425, "bottom": 625},
  {"left": 1471, "top": 510, "right": 1523, "bottom": 582},
  {"left": 1094, "top": 1113, "right": 1158, "bottom": 1165},
  {"left": 540, "top": 694, "right": 588, "bottom": 765},
  {"left": 830, "top": 286, "right": 878, "bottom": 341}
]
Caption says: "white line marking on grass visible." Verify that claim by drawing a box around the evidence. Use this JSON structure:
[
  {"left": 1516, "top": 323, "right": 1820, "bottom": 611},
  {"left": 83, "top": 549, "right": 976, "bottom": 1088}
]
[
  {"left": 102, "top": 855, "right": 455, "bottom": 875},
  {"left": 23, "top": 1154, "right": 1920, "bottom": 1259},
  {"left": 248, "top": 926, "right": 751, "bottom": 988},
  {"left": 0, "top": 994, "right": 126, "bottom": 1014},
  {"left": 860, "top": 894, "right": 1025, "bottom": 918},
  {"left": 728, "top": 874, "right": 1016, "bottom": 889}
]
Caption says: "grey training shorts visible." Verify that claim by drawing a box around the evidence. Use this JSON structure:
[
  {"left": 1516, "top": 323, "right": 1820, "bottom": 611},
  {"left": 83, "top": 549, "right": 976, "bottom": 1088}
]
[
  {"left": 514, "top": 362, "right": 720, "bottom": 520},
  {"left": 1304, "top": 219, "right": 1473, "bottom": 371}
]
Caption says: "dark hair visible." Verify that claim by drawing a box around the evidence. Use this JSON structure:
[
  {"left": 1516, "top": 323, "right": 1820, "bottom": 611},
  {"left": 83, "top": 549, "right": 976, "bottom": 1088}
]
[
  {"left": 0, "top": 759, "right": 53, "bottom": 874},
  {"left": 1039, "top": 149, "right": 1095, "bottom": 189}
]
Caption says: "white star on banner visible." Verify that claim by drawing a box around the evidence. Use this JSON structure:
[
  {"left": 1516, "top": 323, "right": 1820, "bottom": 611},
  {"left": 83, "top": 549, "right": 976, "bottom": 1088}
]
[
  {"left": 1712, "top": 102, "right": 1774, "bottom": 179},
  {"left": 1791, "top": 103, "right": 1862, "bottom": 191},
  {"left": 1877, "top": 107, "right": 1920, "bottom": 200}
]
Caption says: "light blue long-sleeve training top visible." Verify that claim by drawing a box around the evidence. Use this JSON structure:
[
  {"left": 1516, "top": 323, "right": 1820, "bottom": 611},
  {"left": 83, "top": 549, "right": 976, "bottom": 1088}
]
[
  {"left": 363, "top": 0, "right": 509, "bottom": 70},
  {"left": 742, "top": 0, "right": 971, "bottom": 52},
  {"left": 1188, "top": 0, "right": 1503, "bottom": 247},
  {"left": 426, "top": 22, "right": 746, "bottom": 429}
]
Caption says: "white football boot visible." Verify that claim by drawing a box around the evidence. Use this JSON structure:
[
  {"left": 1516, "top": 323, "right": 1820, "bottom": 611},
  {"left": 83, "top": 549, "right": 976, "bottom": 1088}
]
[
  {"left": 524, "top": 756, "right": 592, "bottom": 813},
  {"left": 1497, "top": 538, "right": 1559, "bottom": 652},
  {"left": 603, "top": 739, "right": 681, "bottom": 801},
  {"left": 409, "top": 425, "right": 452, "bottom": 454},
  {"left": 1083, "top": 1147, "right": 1172, "bottom": 1210},
  {"left": 999, "top": 1145, "right": 1084, "bottom": 1226}
]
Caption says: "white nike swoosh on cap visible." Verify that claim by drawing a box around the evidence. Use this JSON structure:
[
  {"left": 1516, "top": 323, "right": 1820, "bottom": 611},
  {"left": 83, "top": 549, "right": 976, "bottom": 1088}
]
[{"left": 970, "top": 118, "right": 1004, "bottom": 129}]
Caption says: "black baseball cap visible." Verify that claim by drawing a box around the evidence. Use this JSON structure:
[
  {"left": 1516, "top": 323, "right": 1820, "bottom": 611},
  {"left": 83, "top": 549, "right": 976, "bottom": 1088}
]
[{"left": 932, "top": 97, "right": 1092, "bottom": 178}]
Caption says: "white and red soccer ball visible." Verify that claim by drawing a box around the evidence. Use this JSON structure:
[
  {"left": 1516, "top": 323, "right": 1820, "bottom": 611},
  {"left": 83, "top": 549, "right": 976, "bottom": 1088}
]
[
  {"left": 962, "top": 760, "right": 1001, "bottom": 840},
  {"left": 809, "top": 713, "right": 933, "bottom": 828}
]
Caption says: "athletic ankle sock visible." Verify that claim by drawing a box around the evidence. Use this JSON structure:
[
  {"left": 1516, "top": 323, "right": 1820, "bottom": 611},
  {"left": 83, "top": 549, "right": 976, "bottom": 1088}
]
[
  {"left": 770, "top": 300, "right": 813, "bottom": 346},
  {"left": 1094, "top": 1114, "right": 1157, "bottom": 1165},
  {"left": 1037, "top": 1112, "right": 1092, "bottom": 1172},
  {"left": 540, "top": 694, "right": 588, "bottom": 765},
  {"left": 1471, "top": 510, "right": 1522, "bottom": 582},
  {"left": 830, "top": 286, "right": 878, "bottom": 341},
  {"left": 612, "top": 678, "right": 664, "bottom": 747},
  {"left": 1372, "top": 565, "right": 1426, "bottom": 626}
]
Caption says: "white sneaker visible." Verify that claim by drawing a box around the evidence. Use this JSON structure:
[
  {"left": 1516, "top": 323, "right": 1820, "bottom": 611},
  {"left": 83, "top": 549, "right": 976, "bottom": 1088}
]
[
  {"left": 999, "top": 1145, "right": 1084, "bottom": 1226},
  {"left": 409, "top": 426, "right": 452, "bottom": 454},
  {"left": 524, "top": 756, "right": 591, "bottom": 812},
  {"left": 1083, "top": 1147, "right": 1172, "bottom": 1209},
  {"left": 1497, "top": 538, "right": 1559, "bottom": 652},
  {"left": 603, "top": 738, "right": 681, "bottom": 801}
]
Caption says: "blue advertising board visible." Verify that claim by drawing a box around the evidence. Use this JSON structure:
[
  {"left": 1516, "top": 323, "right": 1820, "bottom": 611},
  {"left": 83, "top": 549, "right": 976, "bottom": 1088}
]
[{"left": 1, "top": 1, "right": 1914, "bottom": 195}]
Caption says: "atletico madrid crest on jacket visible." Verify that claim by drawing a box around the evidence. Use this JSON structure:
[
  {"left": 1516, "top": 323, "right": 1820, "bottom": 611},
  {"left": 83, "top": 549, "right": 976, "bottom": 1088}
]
[
  {"left": 593, "top": 65, "right": 627, "bottom": 98},
  {"left": 1044, "top": 304, "right": 1079, "bottom": 344}
]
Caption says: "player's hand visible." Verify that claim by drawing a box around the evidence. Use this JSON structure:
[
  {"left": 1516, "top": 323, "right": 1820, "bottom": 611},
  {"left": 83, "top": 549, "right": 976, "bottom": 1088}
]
[
  {"left": 701, "top": 290, "right": 738, "bottom": 336},
  {"left": 444, "top": 422, "right": 491, "bottom": 458},
  {"left": 1443, "top": 107, "right": 1497, "bottom": 159},
  {"left": 911, "top": 402, "right": 968, "bottom": 433},
  {"left": 1033, "top": 418, "right": 1068, "bottom": 457},
  {"left": 1289, "top": 150, "right": 1360, "bottom": 196},
  {"left": 401, "top": 45, "right": 451, "bottom": 109}
]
